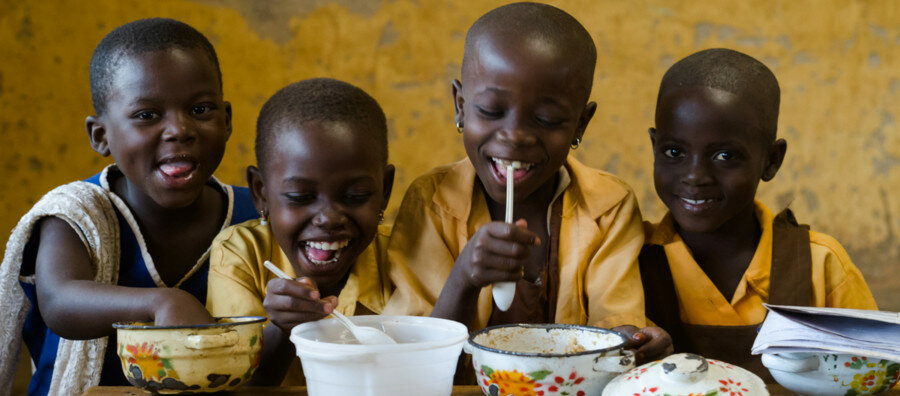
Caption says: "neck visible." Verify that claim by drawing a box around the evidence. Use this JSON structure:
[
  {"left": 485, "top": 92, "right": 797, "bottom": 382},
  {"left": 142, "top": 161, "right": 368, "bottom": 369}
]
[
  {"left": 676, "top": 205, "right": 761, "bottom": 274},
  {"left": 113, "top": 176, "right": 220, "bottom": 230}
]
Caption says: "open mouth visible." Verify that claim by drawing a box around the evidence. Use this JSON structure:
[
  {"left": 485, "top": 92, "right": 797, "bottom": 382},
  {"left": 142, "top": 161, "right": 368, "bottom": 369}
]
[
  {"left": 157, "top": 155, "right": 198, "bottom": 184},
  {"left": 678, "top": 196, "right": 723, "bottom": 212},
  {"left": 490, "top": 157, "right": 535, "bottom": 181},
  {"left": 303, "top": 239, "right": 350, "bottom": 266}
]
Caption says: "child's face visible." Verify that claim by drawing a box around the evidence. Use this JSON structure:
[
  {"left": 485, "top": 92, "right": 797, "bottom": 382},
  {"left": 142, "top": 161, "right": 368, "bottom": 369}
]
[
  {"left": 453, "top": 34, "right": 595, "bottom": 203},
  {"left": 87, "top": 48, "right": 231, "bottom": 208},
  {"left": 251, "top": 121, "right": 393, "bottom": 289},
  {"left": 652, "top": 86, "right": 784, "bottom": 233}
]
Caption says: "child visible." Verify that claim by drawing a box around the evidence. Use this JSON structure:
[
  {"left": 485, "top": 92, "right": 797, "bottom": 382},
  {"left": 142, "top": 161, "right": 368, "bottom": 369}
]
[
  {"left": 641, "top": 48, "right": 878, "bottom": 379},
  {"left": 206, "top": 78, "right": 395, "bottom": 385},
  {"left": 384, "top": 2, "right": 670, "bottom": 363},
  {"left": 0, "top": 18, "right": 257, "bottom": 395}
]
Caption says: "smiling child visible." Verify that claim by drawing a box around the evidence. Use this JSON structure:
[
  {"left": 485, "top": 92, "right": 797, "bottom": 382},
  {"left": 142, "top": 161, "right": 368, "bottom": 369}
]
[
  {"left": 641, "top": 48, "right": 877, "bottom": 379},
  {"left": 384, "top": 2, "right": 671, "bottom": 363},
  {"left": 0, "top": 19, "right": 257, "bottom": 394},
  {"left": 206, "top": 78, "right": 395, "bottom": 385}
]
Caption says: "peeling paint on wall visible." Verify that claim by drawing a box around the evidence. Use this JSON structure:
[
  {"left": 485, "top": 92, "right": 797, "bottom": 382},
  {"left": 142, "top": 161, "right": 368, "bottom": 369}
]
[{"left": 1, "top": 0, "right": 897, "bottom": 314}]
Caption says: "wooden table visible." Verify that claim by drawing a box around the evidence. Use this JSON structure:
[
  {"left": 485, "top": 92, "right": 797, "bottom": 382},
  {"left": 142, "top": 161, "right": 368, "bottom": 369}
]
[{"left": 82, "top": 384, "right": 900, "bottom": 395}]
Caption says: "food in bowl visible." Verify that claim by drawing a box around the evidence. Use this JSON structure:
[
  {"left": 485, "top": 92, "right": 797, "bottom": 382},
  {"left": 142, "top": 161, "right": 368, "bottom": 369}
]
[
  {"left": 113, "top": 316, "right": 265, "bottom": 394},
  {"left": 603, "top": 353, "right": 768, "bottom": 395},
  {"left": 762, "top": 352, "right": 900, "bottom": 395},
  {"left": 465, "top": 324, "right": 634, "bottom": 396}
]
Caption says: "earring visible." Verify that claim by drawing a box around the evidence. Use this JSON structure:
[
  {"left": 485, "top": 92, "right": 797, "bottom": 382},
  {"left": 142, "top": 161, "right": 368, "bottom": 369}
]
[
  {"left": 571, "top": 137, "right": 581, "bottom": 149},
  {"left": 378, "top": 210, "right": 384, "bottom": 225},
  {"left": 456, "top": 121, "right": 463, "bottom": 134},
  {"left": 259, "top": 210, "right": 268, "bottom": 226}
]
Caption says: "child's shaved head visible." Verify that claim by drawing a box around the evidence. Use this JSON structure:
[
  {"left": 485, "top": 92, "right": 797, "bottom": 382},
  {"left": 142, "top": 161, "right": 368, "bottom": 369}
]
[
  {"left": 462, "top": 2, "right": 597, "bottom": 102},
  {"left": 89, "top": 18, "right": 221, "bottom": 116},
  {"left": 657, "top": 48, "right": 780, "bottom": 142},
  {"left": 255, "top": 78, "right": 388, "bottom": 173}
]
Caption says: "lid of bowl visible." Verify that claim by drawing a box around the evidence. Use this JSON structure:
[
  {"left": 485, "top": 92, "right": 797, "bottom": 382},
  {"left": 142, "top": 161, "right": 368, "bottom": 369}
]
[{"left": 601, "top": 353, "right": 768, "bottom": 396}]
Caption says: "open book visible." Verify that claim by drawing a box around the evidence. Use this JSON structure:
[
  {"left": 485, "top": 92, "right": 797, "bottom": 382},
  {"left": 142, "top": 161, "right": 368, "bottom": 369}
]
[{"left": 751, "top": 304, "right": 900, "bottom": 361}]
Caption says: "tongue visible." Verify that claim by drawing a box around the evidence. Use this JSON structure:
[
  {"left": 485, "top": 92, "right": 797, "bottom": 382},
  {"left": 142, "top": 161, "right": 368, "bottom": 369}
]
[
  {"left": 160, "top": 161, "right": 194, "bottom": 178},
  {"left": 307, "top": 247, "right": 335, "bottom": 262}
]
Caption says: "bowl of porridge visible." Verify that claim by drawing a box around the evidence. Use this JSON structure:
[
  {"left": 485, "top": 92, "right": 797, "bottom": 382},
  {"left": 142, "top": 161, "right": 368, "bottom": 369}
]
[{"left": 464, "top": 324, "right": 634, "bottom": 396}]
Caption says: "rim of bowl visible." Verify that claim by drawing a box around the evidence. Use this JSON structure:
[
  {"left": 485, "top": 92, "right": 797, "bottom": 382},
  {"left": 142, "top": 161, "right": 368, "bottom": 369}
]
[
  {"left": 112, "top": 316, "right": 266, "bottom": 330},
  {"left": 291, "top": 315, "right": 469, "bottom": 353},
  {"left": 467, "top": 323, "right": 627, "bottom": 357}
]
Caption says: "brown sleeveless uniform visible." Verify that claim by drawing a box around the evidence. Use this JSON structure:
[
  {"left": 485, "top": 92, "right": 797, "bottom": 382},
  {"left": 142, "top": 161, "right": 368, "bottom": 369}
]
[{"left": 639, "top": 209, "right": 812, "bottom": 382}]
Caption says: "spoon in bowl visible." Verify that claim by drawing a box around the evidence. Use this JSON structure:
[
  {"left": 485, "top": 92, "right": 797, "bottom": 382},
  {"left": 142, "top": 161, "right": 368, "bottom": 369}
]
[{"left": 263, "top": 260, "right": 397, "bottom": 345}]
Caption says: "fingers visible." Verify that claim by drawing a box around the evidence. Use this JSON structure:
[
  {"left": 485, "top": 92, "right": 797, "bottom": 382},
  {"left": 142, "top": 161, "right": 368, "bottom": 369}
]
[
  {"left": 485, "top": 221, "right": 541, "bottom": 247},
  {"left": 264, "top": 278, "right": 338, "bottom": 329},
  {"left": 631, "top": 326, "right": 673, "bottom": 364}
]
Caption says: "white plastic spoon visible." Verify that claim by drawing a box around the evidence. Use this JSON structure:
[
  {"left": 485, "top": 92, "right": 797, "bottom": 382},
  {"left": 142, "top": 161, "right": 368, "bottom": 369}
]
[
  {"left": 492, "top": 164, "right": 517, "bottom": 311},
  {"left": 263, "top": 260, "right": 396, "bottom": 345}
]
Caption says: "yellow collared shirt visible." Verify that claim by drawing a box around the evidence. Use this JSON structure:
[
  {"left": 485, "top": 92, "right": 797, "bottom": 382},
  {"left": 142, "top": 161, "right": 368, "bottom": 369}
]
[
  {"left": 383, "top": 156, "right": 647, "bottom": 329},
  {"left": 644, "top": 200, "right": 878, "bottom": 326}
]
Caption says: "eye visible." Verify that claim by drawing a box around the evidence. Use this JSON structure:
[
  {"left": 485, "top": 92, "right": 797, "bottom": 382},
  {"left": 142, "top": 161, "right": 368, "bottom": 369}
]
[
  {"left": 475, "top": 105, "right": 503, "bottom": 119},
  {"left": 133, "top": 111, "right": 159, "bottom": 121},
  {"left": 342, "top": 191, "right": 374, "bottom": 206},
  {"left": 535, "top": 116, "right": 565, "bottom": 128},
  {"left": 191, "top": 103, "right": 215, "bottom": 116},
  {"left": 713, "top": 151, "right": 735, "bottom": 161},
  {"left": 662, "top": 147, "right": 684, "bottom": 158},
  {"left": 284, "top": 193, "right": 315, "bottom": 205}
]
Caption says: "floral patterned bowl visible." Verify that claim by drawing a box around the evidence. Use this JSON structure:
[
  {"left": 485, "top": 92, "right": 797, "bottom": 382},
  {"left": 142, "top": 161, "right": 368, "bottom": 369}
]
[
  {"left": 464, "top": 324, "right": 634, "bottom": 396},
  {"left": 762, "top": 352, "right": 900, "bottom": 395},
  {"left": 113, "top": 316, "right": 265, "bottom": 394},
  {"left": 602, "top": 353, "right": 769, "bottom": 396}
]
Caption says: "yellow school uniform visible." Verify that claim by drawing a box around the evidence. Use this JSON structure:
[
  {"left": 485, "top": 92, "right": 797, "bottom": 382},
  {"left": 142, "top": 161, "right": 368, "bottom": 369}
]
[
  {"left": 207, "top": 219, "right": 393, "bottom": 384},
  {"left": 383, "top": 156, "right": 647, "bottom": 329},
  {"left": 644, "top": 200, "right": 878, "bottom": 327}
]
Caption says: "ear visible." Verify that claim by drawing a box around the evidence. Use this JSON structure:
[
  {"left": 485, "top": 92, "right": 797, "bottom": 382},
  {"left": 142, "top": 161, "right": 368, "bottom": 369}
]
[
  {"left": 573, "top": 101, "right": 597, "bottom": 144},
  {"left": 648, "top": 127, "right": 657, "bottom": 146},
  {"left": 451, "top": 79, "right": 464, "bottom": 127},
  {"left": 224, "top": 101, "right": 233, "bottom": 141},
  {"left": 381, "top": 164, "right": 395, "bottom": 210},
  {"left": 85, "top": 115, "right": 111, "bottom": 157},
  {"left": 246, "top": 165, "right": 267, "bottom": 214},
  {"left": 761, "top": 138, "right": 787, "bottom": 181}
]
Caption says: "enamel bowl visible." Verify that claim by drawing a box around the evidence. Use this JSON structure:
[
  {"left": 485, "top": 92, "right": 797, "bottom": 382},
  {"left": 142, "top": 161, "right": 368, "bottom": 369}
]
[
  {"left": 602, "top": 353, "right": 769, "bottom": 396},
  {"left": 113, "top": 316, "right": 265, "bottom": 394},
  {"left": 465, "top": 324, "right": 634, "bottom": 396},
  {"left": 762, "top": 352, "right": 900, "bottom": 395}
]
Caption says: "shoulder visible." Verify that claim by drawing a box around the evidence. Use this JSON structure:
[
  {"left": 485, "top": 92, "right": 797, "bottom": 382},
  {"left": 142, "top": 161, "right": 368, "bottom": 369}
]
[
  {"left": 212, "top": 219, "right": 270, "bottom": 258},
  {"left": 566, "top": 157, "right": 636, "bottom": 217},
  {"left": 807, "top": 229, "right": 856, "bottom": 270},
  {"left": 404, "top": 161, "right": 465, "bottom": 197}
]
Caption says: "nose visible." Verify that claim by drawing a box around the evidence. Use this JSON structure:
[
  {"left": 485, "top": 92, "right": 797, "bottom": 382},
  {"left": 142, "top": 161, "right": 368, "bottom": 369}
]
[
  {"left": 161, "top": 112, "right": 197, "bottom": 143},
  {"left": 311, "top": 202, "right": 347, "bottom": 229},
  {"left": 496, "top": 114, "right": 537, "bottom": 146},
  {"left": 682, "top": 156, "right": 714, "bottom": 186}
]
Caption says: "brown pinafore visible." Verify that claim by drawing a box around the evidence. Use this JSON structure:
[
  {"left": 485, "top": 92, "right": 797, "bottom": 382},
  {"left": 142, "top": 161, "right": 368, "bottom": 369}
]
[{"left": 639, "top": 209, "right": 812, "bottom": 382}]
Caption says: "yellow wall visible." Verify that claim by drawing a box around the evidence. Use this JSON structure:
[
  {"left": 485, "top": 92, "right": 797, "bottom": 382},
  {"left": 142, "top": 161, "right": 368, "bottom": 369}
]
[{"left": 1, "top": 0, "right": 897, "bottom": 311}]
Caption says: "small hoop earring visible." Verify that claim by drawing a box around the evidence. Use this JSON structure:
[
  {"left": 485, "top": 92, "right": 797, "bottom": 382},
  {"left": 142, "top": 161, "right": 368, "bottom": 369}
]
[
  {"left": 571, "top": 137, "right": 581, "bottom": 149},
  {"left": 455, "top": 121, "right": 463, "bottom": 134},
  {"left": 259, "top": 210, "right": 269, "bottom": 226},
  {"left": 377, "top": 210, "right": 385, "bottom": 225}
]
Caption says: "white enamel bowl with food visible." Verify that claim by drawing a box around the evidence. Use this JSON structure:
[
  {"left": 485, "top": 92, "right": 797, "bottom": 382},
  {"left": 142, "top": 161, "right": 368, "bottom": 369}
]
[
  {"left": 465, "top": 324, "right": 634, "bottom": 396},
  {"left": 113, "top": 316, "right": 265, "bottom": 394},
  {"left": 290, "top": 315, "right": 468, "bottom": 396}
]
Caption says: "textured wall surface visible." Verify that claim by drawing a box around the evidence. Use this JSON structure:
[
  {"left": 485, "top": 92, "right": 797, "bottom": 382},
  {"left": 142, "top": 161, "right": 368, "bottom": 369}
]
[{"left": 1, "top": 1, "right": 897, "bottom": 314}]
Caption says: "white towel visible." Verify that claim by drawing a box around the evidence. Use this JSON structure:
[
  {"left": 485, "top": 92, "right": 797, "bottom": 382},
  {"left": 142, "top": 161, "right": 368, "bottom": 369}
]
[{"left": 0, "top": 181, "right": 120, "bottom": 396}]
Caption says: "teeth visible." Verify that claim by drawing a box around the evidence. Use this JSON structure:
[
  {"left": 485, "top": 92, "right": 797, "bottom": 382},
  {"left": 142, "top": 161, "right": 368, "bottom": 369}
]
[
  {"left": 306, "top": 240, "right": 350, "bottom": 251},
  {"left": 491, "top": 157, "right": 534, "bottom": 170},
  {"left": 682, "top": 198, "right": 715, "bottom": 205}
]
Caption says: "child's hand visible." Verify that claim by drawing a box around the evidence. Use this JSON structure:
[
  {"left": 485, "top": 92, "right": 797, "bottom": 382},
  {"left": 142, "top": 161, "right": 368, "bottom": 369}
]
[
  {"left": 454, "top": 219, "right": 540, "bottom": 290},
  {"left": 153, "top": 288, "right": 216, "bottom": 327},
  {"left": 263, "top": 277, "right": 338, "bottom": 333},
  {"left": 613, "top": 325, "right": 674, "bottom": 365}
]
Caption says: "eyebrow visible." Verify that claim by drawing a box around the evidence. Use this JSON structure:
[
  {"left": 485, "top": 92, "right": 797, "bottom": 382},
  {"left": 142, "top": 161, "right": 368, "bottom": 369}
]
[
  {"left": 280, "top": 175, "right": 376, "bottom": 185},
  {"left": 126, "top": 90, "right": 220, "bottom": 107}
]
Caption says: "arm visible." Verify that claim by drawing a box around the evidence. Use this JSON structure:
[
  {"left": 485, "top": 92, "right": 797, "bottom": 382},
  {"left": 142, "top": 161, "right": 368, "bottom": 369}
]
[{"left": 34, "top": 217, "right": 212, "bottom": 340}]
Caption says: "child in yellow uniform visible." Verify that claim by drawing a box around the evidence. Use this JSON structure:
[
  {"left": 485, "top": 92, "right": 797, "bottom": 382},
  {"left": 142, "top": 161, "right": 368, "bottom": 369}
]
[
  {"left": 206, "top": 78, "right": 395, "bottom": 385},
  {"left": 385, "top": 2, "right": 671, "bottom": 362},
  {"left": 642, "top": 48, "right": 877, "bottom": 379}
]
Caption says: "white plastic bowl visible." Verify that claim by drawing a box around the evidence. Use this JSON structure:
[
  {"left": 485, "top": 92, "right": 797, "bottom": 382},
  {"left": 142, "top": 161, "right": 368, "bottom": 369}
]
[{"left": 290, "top": 315, "right": 468, "bottom": 396}]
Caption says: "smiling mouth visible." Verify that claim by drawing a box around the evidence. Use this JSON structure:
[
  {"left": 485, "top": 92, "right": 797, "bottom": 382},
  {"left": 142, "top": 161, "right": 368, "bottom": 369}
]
[
  {"left": 303, "top": 239, "right": 350, "bottom": 265},
  {"left": 490, "top": 157, "right": 535, "bottom": 180},
  {"left": 158, "top": 156, "right": 198, "bottom": 180},
  {"left": 680, "top": 198, "right": 720, "bottom": 205}
]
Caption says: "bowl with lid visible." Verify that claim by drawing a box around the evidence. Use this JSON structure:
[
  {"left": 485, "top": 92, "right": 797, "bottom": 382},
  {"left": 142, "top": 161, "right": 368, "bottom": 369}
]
[
  {"left": 113, "top": 316, "right": 265, "bottom": 394},
  {"left": 465, "top": 324, "right": 634, "bottom": 396},
  {"left": 602, "top": 352, "right": 768, "bottom": 396}
]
